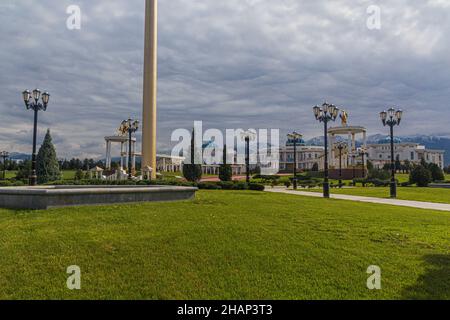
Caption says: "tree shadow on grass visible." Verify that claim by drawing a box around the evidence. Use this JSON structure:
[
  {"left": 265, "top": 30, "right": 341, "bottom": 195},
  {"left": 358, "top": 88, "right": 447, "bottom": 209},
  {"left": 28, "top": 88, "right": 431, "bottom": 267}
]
[{"left": 402, "top": 254, "right": 450, "bottom": 300}]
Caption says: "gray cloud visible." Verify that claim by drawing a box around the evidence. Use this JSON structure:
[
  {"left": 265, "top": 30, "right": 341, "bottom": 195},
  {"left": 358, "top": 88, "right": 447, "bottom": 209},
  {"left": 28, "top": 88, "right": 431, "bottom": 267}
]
[{"left": 0, "top": 0, "right": 449, "bottom": 159}]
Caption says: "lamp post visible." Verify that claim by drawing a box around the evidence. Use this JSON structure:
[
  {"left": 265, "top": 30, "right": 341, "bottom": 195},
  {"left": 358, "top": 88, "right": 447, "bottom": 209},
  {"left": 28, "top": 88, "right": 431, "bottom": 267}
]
[
  {"left": 0, "top": 151, "right": 9, "bottom": 180},
  {"left": 351, "top": 154, "right": 356, "bottom": 180},
  {"left": 358, "top": 148, "right": 368, "bottom": 179},
  {"left": 287, "top": 132, "right": 302, "bottom": 189},
  {"left": 380, "top": 108, "right": 403, "bottom": 198},
  {"left": 336, "top": 142, "right": 346, "bottom": 187},
  {"left": 22, "top": 89, "right": 50, "bottom": 186},
  {"left": 121, "top": 119, "right": 140, "bottom": 180},
  {"left": 241, "top": 130, "right": 256, "bottom": 184},
  {"left": 313, "top": 103, "right": 340, "bottom": 198}
]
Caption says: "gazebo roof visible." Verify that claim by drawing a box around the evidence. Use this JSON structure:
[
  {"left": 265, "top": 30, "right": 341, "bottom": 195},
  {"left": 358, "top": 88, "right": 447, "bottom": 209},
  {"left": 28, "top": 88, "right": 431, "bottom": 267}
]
[
  {"left": 90, "top": 166, "right": 104, "bottom": 172},
  {"left": 328, "top": 126, "right": 367, "bottom": 135},
  {"left": 142, "top": 166, "right": 153, "bottom": 172}
]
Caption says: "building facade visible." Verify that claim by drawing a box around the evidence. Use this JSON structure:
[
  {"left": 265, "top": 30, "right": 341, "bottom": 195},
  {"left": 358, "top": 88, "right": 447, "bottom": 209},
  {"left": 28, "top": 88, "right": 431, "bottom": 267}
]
[
  {"left": 279, "top": 137, "right": 324, "bottom": 173},
  {"left": 367, "top": 138, "right": 445, "bottom": 169}
]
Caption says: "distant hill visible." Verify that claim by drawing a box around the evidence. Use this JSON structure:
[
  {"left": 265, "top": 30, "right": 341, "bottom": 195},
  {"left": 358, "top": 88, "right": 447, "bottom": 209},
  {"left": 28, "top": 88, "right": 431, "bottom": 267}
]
[{"left": 9, "top": 152, "right": 31, "bottom": 161}]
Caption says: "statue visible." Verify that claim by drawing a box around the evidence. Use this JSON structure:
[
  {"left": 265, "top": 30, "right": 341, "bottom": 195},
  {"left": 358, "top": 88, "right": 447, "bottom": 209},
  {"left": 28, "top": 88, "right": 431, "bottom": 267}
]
[
  {"left": 340, "top": 110, "right": 349, "bottom": 126},
  {"left": 117, "top": 120, "right": 128, "bottom": 136}
]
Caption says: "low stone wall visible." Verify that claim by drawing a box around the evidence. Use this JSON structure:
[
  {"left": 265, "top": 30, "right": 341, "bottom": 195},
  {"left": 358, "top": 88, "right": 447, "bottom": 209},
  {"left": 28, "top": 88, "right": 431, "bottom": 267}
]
[{"left": 0, "top": 185, "right": 198, "bottom": 210}]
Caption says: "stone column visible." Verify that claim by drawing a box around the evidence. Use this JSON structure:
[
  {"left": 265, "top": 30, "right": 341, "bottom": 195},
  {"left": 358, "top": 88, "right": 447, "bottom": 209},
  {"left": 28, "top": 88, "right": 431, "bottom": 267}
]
[
  {"left": 132, "top": 141, "right": 136, "bottom": 171},
  {"left": 142, "top": 0, "right": 158, "bottom": 179},
  {"left": 120, "top": 142, "right": 124, "bottom": 169},
  {"left": 105, "top": 140, "right": 111, "bottom": 170}
]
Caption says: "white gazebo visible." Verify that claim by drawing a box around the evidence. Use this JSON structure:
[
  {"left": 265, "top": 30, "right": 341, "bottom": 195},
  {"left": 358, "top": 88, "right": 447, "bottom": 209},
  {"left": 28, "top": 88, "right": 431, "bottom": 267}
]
[
  {"left": 328, "top": 125, "right": 367, "bottom": 169},
  {"left": 89, "top": 166, "right": 104, "bottom": 180},
  {"left": 142, "top": 166, "right": 154, "bottom": 180},
  {"left": 105, "top": 135, "right": 140, "bottom": 172}
]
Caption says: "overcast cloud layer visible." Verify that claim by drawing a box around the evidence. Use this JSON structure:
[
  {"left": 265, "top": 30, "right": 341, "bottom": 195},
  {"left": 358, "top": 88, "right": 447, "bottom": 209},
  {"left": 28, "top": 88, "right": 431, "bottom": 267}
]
[{"left": 1, "top": 0, "right": 450, "bottom": 159}]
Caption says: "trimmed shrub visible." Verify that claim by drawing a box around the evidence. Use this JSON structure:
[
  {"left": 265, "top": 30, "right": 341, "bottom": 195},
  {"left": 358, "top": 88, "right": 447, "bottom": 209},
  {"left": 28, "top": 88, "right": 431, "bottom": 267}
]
[
  {"left": 428, "top": 163, "right": 445, "bottom": 182},
  {"left": 197, "top": 182, "right": 222, "bottom": 190},
  {"left": 218, "top": 181, "right": 234, "bottom": 190},
  {"left": 249, "top": 183, "right": 265, "bottom": 191},
  {"left": 409, "top": 165, "right": 432, "bottom": 187}
]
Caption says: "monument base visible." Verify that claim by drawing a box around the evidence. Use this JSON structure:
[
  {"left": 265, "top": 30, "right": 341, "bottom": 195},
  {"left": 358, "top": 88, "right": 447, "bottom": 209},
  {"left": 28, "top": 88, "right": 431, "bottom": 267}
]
[{"left": 0, "top": 185, "right": 197, "bottom": 210}]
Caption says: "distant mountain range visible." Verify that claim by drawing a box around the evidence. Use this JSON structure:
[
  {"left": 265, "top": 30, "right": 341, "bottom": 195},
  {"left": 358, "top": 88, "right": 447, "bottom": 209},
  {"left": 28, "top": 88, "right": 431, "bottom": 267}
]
[{"left": 306, "top": 134, "right": 450, "bottom": 165}]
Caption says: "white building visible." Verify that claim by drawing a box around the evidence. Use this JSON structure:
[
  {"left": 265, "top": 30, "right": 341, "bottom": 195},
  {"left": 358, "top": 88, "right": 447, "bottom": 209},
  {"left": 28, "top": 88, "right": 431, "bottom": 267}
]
[
  {"left": 279, "top": 137, "right": 324, "bottom": 172},
  {"left": 367, "top": 138, "right": 445, "bottom": 169}
]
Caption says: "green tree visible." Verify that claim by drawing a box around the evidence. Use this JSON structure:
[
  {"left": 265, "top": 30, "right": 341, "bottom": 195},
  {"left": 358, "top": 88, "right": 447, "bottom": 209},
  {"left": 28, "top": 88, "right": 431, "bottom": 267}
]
[
  {"left": 183, "top": 129, "right": 203, "bottom": 182},
  {"left": 403, "top": 160, "right": 412, "bottom": 174},
  {"left": 428, "top": 163, "right": 445, "bottom": 182},
  {"left": 74, "top": 169, "right": 84, "bottom": 180},
  {"left": 36, "top": 129, "right": 61, "bottom": 184},
  {"left": 368, "top": 168, "right": 390, "bottom": 180},
  {"left": 219, "top": 145, "right": 232, "bottom": 182},
  {"left": 15, "top": 159, "right": 31, "bottom": 181},
  {"left": 395, "top": 155, "right": 402, "bottom": 172},
  {"left": 409, "top": 165, "right": 432, "bottom": 187},
  {"left": 366, "top": 160, "right": 374, "bottom": 172}
]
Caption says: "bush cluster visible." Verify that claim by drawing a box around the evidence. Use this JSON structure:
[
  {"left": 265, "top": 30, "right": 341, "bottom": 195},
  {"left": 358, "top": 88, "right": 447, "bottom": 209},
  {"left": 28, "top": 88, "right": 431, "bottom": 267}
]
[{"left": 45, "top": 179, "right": 265, "bottom": 191}]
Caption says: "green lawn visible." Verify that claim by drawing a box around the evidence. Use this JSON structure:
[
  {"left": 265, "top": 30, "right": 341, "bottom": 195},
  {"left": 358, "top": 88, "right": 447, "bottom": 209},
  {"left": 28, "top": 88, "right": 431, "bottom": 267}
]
[
  {"left": 61, "top": 170, "right": 76, "bottom": 180},
  {"left": 2, "top": 171, "right": 17, "bottom": 179},
  {"left": 0, "top": 190, "right": 449, "bottom": 300},
  {"left": 302, "top": 187, "right": 450, "bottom": 204},
  {"left": 1, "top": 170, "right": 76, "bottom": 181}
]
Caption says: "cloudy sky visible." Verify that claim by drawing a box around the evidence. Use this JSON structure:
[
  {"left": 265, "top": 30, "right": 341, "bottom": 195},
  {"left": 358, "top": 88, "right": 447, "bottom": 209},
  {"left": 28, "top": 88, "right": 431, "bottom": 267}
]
[{"left": 0, "top": 0, "right": 449, "bottom": 159}]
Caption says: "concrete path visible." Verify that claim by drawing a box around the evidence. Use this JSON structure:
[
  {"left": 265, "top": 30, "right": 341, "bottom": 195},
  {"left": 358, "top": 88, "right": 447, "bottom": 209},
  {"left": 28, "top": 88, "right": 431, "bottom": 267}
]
[{"left": 266, "top": 187, "right": 450, "bottom": 212}]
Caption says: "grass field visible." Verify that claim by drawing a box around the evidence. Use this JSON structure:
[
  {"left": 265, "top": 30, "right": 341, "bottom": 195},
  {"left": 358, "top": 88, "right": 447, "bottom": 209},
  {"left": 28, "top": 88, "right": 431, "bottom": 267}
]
[
  {"left": 0, "top": 190, "right": 448, "bottom": 300},
  {"left": 301, "top": 187, "right": 450, "bottom": 204},
  {"left": 1, "top": 170, "right": 76, "bottom": 180}
]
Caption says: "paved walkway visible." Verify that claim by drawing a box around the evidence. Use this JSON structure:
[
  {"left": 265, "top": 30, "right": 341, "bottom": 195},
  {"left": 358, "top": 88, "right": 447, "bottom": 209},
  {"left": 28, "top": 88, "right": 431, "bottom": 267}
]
[{"left": 266, "top": 187, "right": 450, "bottom": 212}]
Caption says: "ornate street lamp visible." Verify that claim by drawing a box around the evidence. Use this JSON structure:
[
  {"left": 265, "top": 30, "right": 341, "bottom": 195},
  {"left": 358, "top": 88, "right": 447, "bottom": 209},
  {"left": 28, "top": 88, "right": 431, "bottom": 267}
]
[
  {"left": 358, "top": 148, "right": 368, "bottom": 179},
  {"left": 313, "top": 102, "right": 340, "bottom": 198},
  {"left": 0, "top": 151, "right": 9, "bottom": 180},
  {"left": 121, "top": 119, "right": 140, "bottom": 180},
  {"left": 22, "top": 89, "right": 50, "bottom": 186},
  {"left": 241, "top": 130, "right": 257, "bottom": 184},
  {"left": 336, "top": 142, "right": 347, "bottom": 187},
  {"left": 287, "top": 132, "right": 302, "bottom": 189},
  {"left": 380, "top": 107, "right": 403, "bottom": 198}
]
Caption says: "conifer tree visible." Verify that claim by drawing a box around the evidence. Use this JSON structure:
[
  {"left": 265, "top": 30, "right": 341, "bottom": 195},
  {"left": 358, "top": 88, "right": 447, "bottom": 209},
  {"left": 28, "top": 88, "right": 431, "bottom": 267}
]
[
  {"left": 219, "top": 145, "right": 232, "bottom": 182},
  {"left": 36, "top": 129, "right": 61, "bottom": 184}
]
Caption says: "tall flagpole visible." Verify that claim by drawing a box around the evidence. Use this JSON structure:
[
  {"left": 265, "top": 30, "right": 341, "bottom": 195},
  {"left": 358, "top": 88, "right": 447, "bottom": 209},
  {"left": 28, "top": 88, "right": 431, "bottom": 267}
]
[{"left": 142, "top": 0, "right": 157, "bottom": 179}]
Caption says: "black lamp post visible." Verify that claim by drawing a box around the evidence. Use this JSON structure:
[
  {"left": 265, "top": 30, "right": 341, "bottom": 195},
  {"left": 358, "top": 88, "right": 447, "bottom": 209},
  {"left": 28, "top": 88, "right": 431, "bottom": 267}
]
[
  {"left": 287, "top": 132, "right": 302, "bottom": 190},
  {"left": 380, "top": 108, "right": 403, "bottom": 198},
  {"left": 358, "top": 148, "right": 368, "bottom": 179},
  {"left": 313, "top": 103, "right": 340, "bottom": 198},
  {"left": 0, "top": 151, "right": 9, "bottom": 180},
  {"left": 336, "top": 142, "right": 346, "bottom": 187},
  {"left": 351, "top": 154, "right": 356, "bottom": 180},
  {"left": 121, "top": 119, "right": 140, "bottom": 180},
  {"left": 22, "top": 89, "right": 50, "bottom": 186},
  {"left": 241, "top": 131, "right": 256, "bottom": 184}
]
